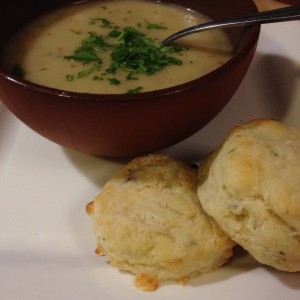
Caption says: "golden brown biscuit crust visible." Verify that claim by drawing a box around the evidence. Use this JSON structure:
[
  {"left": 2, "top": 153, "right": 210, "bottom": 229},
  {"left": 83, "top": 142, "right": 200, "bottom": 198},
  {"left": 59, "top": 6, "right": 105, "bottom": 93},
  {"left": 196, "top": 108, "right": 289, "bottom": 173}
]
[
  {"left": 198, "top": 119, "right": 300, "bottom": 272},
  {"left": 88, "top": 154, "right": 235, "bottom": 290}
]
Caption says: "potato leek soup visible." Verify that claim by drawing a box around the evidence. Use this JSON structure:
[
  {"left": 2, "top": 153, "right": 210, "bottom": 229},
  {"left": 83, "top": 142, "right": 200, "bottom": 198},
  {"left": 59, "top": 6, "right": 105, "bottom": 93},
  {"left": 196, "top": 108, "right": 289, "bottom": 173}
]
[{"left": 0, "top": 0, "right": 233, "bottom": 94}]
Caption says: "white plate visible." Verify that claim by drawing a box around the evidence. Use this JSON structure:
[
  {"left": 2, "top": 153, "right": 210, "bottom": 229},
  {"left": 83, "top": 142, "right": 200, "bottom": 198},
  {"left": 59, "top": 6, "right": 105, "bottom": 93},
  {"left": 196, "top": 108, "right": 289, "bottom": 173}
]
[{"left": 1, "top": 21, "right": 300, "bottom": 300}]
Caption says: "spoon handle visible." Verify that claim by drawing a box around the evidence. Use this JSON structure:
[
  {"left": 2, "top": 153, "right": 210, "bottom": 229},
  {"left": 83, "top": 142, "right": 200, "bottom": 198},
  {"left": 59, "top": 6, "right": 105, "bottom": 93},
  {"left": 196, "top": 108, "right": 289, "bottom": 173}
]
[{"left": 162, "top": 4, "right": 300, "bottom": 44}]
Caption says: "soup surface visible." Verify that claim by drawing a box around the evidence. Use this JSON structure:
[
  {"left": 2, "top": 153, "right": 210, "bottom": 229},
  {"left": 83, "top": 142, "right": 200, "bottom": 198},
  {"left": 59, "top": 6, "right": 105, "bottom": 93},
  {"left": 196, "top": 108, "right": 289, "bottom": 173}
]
[{"left": 0, "top": 0, "right": 233, "bottom": 94}]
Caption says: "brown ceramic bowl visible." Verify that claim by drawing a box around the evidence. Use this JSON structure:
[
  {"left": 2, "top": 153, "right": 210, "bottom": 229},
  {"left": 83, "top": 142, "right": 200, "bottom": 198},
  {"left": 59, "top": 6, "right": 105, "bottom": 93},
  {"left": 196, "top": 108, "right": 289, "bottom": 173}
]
[{"left": 0, "top": 0, "right": 260, "bottom": 157}]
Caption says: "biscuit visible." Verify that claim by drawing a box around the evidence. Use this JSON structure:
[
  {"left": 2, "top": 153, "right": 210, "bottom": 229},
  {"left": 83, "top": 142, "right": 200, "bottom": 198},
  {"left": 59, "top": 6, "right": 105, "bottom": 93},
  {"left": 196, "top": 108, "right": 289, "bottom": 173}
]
[
  {"left": 87, "top": 154, "right": 235, "bottom": 291},
  {"left": 197, "top": 119, "right": 300, "bottom": 272}
]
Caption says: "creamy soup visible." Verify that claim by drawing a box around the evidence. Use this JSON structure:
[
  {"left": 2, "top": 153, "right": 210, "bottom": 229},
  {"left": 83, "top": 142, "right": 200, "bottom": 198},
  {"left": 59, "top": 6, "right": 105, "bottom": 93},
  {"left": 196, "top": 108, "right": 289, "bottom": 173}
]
[{"left": 0, "top": 0, "right": 233, "bottom": 94}]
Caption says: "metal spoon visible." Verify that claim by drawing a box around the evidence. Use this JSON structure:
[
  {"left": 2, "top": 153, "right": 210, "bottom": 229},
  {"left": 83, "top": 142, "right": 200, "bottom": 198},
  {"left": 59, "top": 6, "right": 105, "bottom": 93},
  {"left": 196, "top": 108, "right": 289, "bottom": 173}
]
[{"left": 161, "top": 5, "right": 300, "bottom": 45}]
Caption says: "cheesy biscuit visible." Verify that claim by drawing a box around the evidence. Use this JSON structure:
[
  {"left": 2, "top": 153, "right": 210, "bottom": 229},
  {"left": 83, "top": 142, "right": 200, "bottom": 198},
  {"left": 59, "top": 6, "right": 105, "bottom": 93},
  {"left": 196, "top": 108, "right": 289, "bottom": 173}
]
[
  {"left": 197, "top": 119, "right": 300, "bottom": 272},
  {"left": 87, "top": 154, "right": 235, "bottom": 291}
]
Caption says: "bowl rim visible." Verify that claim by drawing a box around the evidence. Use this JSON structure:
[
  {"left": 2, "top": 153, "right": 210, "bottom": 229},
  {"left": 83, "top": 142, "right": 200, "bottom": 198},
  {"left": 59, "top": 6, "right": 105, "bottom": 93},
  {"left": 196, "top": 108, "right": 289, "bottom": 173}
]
[{"left": 0, "top": 0, "right": 260, "bottom": 104}]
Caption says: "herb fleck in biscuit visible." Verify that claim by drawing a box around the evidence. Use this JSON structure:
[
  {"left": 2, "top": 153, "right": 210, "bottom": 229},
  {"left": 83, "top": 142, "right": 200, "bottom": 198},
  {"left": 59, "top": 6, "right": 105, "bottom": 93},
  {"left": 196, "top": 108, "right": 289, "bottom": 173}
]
[
  {"left": 197, "top": 119, "right": 300, "bottom": 272},
  {"left": 87, "top": 155, "right": 235, "bottom": 291}
]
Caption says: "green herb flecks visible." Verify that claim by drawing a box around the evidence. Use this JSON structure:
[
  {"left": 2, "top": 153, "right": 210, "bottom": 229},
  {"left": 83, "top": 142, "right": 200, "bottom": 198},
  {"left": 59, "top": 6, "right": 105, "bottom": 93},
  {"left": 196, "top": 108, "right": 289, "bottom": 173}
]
[
  {"left": 12, "top": 64, "right": 26, "bottom": 78},
  {"left": 127, "top": 86, "right": 143, "bottom": 94},
  {"left": 89, "top": 18, "right": 116, "bottom": 29},
  {"left": 126, "top": 73, "right": 139, "bottom": 80},
  {"left": 65, "top": 51, "right": 100, "bottom": 62},
  {"left": 145, "top": 21, "right": 168, "bottom": 30},
  {"left": 107, "top": 26, "right": 186, "bottom": 76},
  {"left": 93, "top": 75, "right": 104, "bottom": 81},
  {"left": 71, "top": 29, "right": 82, "bottom": 34},
  {"left": 78, "top": 67, "right": 95, "bottom": 78},
  {"left": 107, "top": 77, "right": 121, "bottom": 85},
  {"left": 89, "top": 18, "right": 120, "bottom": 29},
  {"left": 108, "top": 30, "right": 122, "bottom": 38},
  {"left": 64, "top": 31, "right": 112, "bottom": 63},
  {"left": 66, "top": 74, "right": 75, "bottom": 81},
  {"left": 64, "top": 20, "right": 188, "bottom": 88}
]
